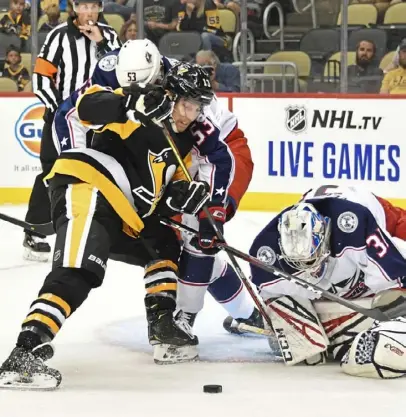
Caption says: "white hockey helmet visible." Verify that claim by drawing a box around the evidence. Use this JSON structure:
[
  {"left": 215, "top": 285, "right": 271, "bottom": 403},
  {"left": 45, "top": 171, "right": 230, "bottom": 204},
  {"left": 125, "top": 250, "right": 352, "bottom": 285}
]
[
  {"left": 278, "top": 203, "right": 331, "bottom": 273},
  {"left": 115, "top": 39, "right": 161, "bottom": 87}
]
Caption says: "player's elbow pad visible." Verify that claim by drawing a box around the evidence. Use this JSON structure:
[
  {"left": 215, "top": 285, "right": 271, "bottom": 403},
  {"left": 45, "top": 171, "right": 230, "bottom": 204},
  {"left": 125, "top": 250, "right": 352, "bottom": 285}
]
[{"left": 77, "top": 92, "right": 127, "bottom": 125}]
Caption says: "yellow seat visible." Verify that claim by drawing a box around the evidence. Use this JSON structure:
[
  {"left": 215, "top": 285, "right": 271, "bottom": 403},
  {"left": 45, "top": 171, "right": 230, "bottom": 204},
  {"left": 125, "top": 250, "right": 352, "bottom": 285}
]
[
  {"left": 324, "top": 51, "right": 357, "bottom": 77},
  {"left": 218, "top": 9, "right": 237, "bottom": 35},
  {"left": 23, "top": 81, "right": 32, "bottom": 92},
  {"left": 0, "top": 12, "right": 6, "bottom": 22},
  {"left": 21, "top": 53, "right": 32, "bottom": 76},
  {"left": 337, "top": 4, "right": 378, "bottom": 25},
  {"left": 37, "top": 12, "right": 69, "bottom": 30},
  {"left": 40, "top": 0, "right": 58, "bottom": 11},
  {"left": 380, "top": 50, "right": 397, "bottom": 70},
  {"left": 0, "top": 78, "right": 18, "bottom": 92},
  {"left": 384, "top": 2, "right": 406, "bottom": 23},
  {"left": 104, "top": 14, "right": 124, "bottom": 34},
  {"left": 264, "top": 51, "right": 311, "bottom": 92},
  {"left": 265, "top": 51, "right": 311, "bottom": 77}
]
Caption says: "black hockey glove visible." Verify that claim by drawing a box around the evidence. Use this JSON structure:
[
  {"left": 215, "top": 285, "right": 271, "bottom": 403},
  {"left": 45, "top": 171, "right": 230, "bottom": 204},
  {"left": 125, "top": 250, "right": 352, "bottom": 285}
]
[
  {"left": 190, "top": 204, "right": 226, "bottom": 255},
  {"left": 157, "top": 180, "right": 210, "bottom": 217},
  {"left": 124, "top": 83, "right": 172, "bottom": 127}
]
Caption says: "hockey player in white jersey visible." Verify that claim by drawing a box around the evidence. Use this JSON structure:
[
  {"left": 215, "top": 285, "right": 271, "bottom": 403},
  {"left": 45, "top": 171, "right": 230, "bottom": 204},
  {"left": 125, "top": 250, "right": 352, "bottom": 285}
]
[
  {"left": 54, "top": 43, "right": 255, "bottom": 362},
  {"left": 215, "top": 184, "right": 406, "bottom": 378},
  {"left": 52, "top": 36, "right": 255, "bottom": 349}
]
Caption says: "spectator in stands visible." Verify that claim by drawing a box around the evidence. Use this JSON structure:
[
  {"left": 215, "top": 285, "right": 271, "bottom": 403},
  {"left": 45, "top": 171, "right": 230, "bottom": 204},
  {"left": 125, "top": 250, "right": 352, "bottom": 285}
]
[
  {"left": 383, "top": 38, "right": 406, "bottom": 73},
  {"left": 381, "top": 40, "right": 406, "bottom": 94},
  {"left": 39, "top": 3, "right": 61, "bottom": 32},
  {"left": 131, "top": 0, "right": 180, "bottom": 46},
  {"left": 66, "top": 0, "right": 76, "bottom": 17},
  {"left": 347, "top": 40, "right": 383, "bottom": 93},
  {"left": 195, "top": 49, "right": 240, "bottom": 91},
  {"left": 103, "top": 0, "right": 135, "bottom": 21},
  {"left": 177, "top": 0, "right": 227, "bottom": 51},
  {"left": 0, "top": 0, "right": 31, "bottom": 45},
  {"left": 119, "top": 18, "right": 137, "bottom": 42},
  {"left": 1, "top": 44, "right": 30, "bottom": 91}
]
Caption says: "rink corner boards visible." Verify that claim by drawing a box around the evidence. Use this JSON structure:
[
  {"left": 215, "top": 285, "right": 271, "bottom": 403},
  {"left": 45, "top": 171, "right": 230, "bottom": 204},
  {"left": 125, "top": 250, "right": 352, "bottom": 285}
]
[{"left": 2, "top": 189, "right": 406, "bottom": 213}]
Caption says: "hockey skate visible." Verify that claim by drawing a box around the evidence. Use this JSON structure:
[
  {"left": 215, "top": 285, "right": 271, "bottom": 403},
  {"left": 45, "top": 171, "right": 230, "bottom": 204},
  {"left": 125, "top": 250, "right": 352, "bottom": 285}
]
[
  {"left": 223, "top": 308, "right": 265, "bottom": 336},
  {"left": 0, "top": 343, "right": 61, "bottom": 390},
  {"left": 147, "top": 309, "right": 199, "bottom": 364},
  {"left": 23, "top": 233, "right": 51, "bottom": 262}
]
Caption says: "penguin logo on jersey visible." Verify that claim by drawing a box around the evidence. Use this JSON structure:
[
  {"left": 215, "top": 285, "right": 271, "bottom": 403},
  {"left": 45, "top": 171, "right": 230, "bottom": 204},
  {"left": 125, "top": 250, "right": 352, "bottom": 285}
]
[
  {"left": 337, "top": 211, "right": 358, "bottom": 233},
  {"left": 99, "top": 55, "right": 117, "bottom": 72},
  {"left": 286, "top": 106, "right": 307, "bottom": 133},
  {"left": 132, "top": 148, "right": 175, "bottom": 217},
  {"left": 257, "top": 246, "right": 276, "bottom": 266}
]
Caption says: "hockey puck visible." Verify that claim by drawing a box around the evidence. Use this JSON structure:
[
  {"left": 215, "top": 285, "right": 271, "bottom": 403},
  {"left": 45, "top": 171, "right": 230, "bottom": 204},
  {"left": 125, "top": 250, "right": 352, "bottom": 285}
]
[{"left": 203, "top": 384, "right": 222, "bottom": 393}]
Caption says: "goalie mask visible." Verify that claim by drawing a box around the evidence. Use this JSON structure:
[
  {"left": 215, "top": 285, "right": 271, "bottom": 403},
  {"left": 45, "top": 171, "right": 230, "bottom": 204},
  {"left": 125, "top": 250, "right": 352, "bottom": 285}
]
[{"left": 278, "top": 203, "right": 331, "bottom": 274}]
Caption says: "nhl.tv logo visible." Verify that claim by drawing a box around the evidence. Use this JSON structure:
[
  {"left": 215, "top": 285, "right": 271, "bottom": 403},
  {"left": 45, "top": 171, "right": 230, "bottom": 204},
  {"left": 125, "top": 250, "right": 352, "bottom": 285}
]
[{"left": 285, "top": 106, "right": 307, "bottom": 133}]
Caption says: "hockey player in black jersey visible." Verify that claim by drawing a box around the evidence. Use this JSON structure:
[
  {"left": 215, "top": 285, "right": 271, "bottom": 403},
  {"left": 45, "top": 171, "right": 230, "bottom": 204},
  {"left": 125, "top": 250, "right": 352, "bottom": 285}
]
[{"left": 0, "top": 63, "right": 214, "bottom": 390}]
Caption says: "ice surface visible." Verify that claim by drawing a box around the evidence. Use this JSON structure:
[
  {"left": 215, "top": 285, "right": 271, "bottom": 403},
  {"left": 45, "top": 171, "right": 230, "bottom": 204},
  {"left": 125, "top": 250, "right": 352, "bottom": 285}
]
[{"left": 1, "top": 205, "right": 406, "bottom": 417}]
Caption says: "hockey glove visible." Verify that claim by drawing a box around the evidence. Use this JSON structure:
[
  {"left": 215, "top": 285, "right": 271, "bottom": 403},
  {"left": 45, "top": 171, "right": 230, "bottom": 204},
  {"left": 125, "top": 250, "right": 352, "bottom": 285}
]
[
  {"left": 190, "top": 204, "right": 226, "bottom": 255},
  {"left": 124, "top": 83, "right": 172, "bottom": 126},
  {"left": 157, "top": 180, "right": 210, "bottom": 217}
]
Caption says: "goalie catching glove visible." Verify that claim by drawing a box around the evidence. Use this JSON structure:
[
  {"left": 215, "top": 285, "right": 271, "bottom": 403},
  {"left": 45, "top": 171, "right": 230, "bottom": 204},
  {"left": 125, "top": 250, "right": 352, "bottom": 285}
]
[
  {"left": 124, "top": 83, "right": 172, "bottom": 127},
  {"left": 157, "top": 180, "right": 210, "bottom": 217},
  {"left": 341, "top": 317, "right": 406, "bottom": 379}
]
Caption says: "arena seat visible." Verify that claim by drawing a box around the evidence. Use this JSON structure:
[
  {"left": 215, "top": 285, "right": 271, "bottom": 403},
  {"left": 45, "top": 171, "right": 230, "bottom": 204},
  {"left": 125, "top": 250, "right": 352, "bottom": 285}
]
[
  {"left": 158, "top": 32, "right": 201, "bottom": 60},
  {"left": 337, "top": 4, "right": 378, "bottom": 25},
  {"left": 0, "top": 78, "right": 18, "bottom": 92},
  {"left": 383, "top": 2, "right": 406, "bottom": 24}
]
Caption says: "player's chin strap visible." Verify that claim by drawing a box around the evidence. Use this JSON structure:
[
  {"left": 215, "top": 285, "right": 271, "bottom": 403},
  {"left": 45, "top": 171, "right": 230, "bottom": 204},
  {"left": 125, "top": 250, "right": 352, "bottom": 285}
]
[
  {"left": 160, "top": 217, "right": 406, "bottom": 322},
  {"left": 160, "top": 122, "right": 274, "bottom": 330}
]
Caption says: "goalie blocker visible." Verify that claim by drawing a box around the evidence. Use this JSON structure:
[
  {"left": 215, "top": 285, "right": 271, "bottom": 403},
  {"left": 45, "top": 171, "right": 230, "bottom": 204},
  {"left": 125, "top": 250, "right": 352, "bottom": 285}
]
[{"left": 267, "top": 290, "right": 406, "bottom": 378}]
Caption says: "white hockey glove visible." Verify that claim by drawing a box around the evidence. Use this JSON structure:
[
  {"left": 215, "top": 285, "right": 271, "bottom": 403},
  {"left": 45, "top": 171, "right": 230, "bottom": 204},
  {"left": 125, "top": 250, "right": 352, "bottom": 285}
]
[
  {"left": 267, "top": 295, "right": 329, "bottom": 366},
  {"left": 341, "top": 317, "right": 406, "bottom": 379}
]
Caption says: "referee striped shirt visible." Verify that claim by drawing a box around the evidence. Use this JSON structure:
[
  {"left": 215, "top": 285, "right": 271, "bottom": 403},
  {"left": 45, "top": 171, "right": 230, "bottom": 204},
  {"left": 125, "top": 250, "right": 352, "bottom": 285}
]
[{"left": 33, "top": 16, "right": 120, "bottom": 113}]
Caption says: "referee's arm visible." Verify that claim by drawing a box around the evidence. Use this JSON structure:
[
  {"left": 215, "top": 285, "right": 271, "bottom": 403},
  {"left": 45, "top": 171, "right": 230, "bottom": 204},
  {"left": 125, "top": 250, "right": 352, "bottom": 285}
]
[
  {"left": 32, "top": 28, "right": 63, "bottom": 113},
  {"left": 96, "top": 24, "right": 121, "bottom": 59}
]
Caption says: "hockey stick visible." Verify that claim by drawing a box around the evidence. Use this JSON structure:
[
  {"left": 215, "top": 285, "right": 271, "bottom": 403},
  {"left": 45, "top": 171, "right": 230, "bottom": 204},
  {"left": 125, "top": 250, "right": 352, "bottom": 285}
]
[
  {"left": 160, "top": 217, "right": 395, "bottom": 322},
  {"left": 161, "top": 123, "right": 274, "bottom": 329},
  {"left": 0, "top": 213, "right": 54, "bottom": 237}
]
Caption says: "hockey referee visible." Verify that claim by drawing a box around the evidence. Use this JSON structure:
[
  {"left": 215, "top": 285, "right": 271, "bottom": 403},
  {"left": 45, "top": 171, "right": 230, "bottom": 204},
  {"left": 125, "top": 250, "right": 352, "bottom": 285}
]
[{"left": 24, "top": 0, "right": 121, "bottom": 261}]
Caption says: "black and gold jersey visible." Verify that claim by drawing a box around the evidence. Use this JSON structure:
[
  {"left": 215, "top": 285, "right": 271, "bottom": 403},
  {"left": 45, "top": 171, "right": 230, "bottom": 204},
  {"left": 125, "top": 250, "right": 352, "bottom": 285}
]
[
  {"left": 177, "top": 0, "right": 224, "bottom": 38},
  {"left": 45, "top": 86, "right": 194, "bottom": 235}
]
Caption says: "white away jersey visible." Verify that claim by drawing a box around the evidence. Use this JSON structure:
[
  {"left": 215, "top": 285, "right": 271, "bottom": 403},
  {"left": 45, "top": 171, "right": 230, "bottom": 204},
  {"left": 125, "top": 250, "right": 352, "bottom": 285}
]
[{"left": 250, "top": 185, "right": 406, "bottom": 300}]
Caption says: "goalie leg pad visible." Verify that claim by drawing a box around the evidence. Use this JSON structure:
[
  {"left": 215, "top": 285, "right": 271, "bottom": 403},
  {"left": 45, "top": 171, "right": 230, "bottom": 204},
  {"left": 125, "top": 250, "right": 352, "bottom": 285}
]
[
  {"left": 341, "top": 318, "right": 406, "bottom": 379},
  {"left": 315, "top": 300, "right": 374, "bottom": 361},
  {"left": 268, "top": 296, "right": 329, "bottom": 366}
]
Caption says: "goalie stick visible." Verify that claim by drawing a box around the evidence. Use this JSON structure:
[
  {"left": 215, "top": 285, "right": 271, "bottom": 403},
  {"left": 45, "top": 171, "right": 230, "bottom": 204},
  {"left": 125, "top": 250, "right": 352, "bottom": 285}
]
[
  {"left": 160, "top": 217, "right": 406, "bottom": 322},
  {"left": 0, "top": 213, "right": 54, "bottom": 237},
  {"left": 161, "top": 122, "right": 274, "bottom": 329}
]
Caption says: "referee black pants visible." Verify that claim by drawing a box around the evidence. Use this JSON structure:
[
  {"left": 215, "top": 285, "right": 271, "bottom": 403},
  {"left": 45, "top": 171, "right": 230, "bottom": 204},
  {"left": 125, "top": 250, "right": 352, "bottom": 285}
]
[{"left": 24, "top": 120, "right": 58, "bottom": 232}]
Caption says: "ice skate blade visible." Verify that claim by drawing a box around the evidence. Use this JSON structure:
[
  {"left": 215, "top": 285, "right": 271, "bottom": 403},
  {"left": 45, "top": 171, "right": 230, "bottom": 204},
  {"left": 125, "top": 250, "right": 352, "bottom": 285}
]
[
  {"left": 0, "top": 372, "right": 60, "bottom": 390},
  {"left": 153, "top": 344, "right": 199, "bottom": 365},
  {"left": 23, "top": 248, "right": 50, "bottom": 263}
]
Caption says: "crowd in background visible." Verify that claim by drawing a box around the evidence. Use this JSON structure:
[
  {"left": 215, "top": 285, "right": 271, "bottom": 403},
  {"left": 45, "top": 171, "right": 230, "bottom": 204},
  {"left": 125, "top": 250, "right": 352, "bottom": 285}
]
[{"left": 2, "top": 0, "right": 406, "bottom": 93}]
